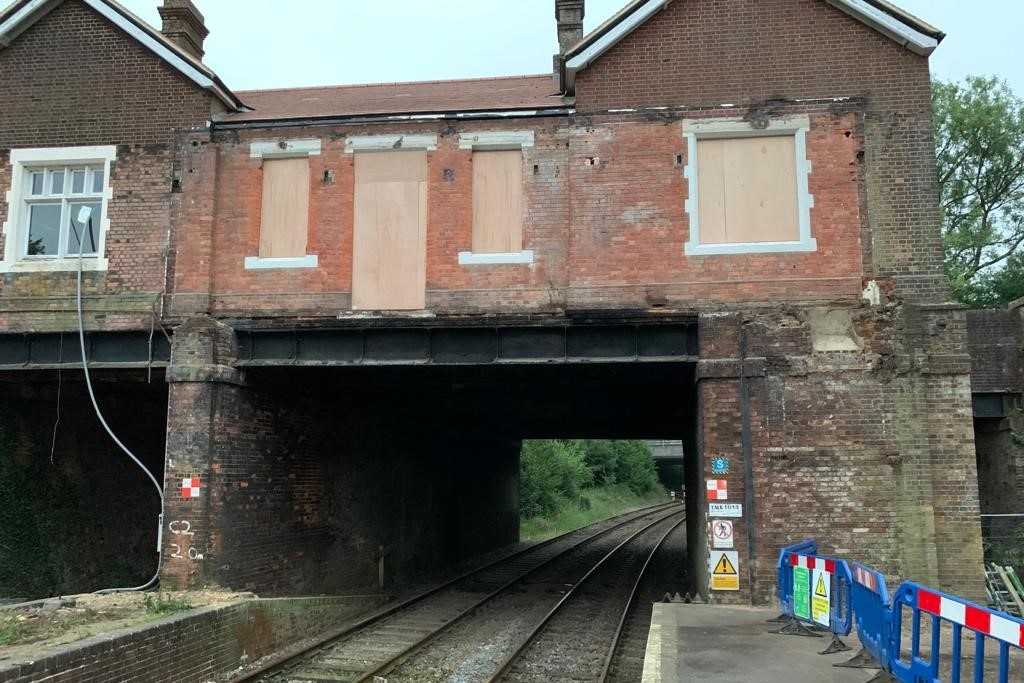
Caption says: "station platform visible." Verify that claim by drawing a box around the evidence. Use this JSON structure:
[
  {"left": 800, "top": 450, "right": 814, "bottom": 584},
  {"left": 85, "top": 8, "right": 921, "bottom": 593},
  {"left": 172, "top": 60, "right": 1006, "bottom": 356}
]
[{"left": 642, "top": 603, "right": 876, "bottom": 682}]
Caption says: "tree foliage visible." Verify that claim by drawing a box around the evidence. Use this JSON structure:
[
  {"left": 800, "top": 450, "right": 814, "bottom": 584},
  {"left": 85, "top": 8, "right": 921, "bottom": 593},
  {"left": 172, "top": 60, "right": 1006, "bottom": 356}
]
[
  {"left": 933, "top": 76, "right": 1024, "bottom": 306},
  {"left": 519, "top": 439, "right": 661, "bottom": 518}
]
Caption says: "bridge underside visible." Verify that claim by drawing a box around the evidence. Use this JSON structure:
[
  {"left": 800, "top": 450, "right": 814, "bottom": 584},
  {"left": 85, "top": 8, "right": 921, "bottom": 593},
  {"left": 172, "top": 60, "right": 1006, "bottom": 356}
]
[{"left": 0, "top": 305, "right": 988, "bottom": 603}]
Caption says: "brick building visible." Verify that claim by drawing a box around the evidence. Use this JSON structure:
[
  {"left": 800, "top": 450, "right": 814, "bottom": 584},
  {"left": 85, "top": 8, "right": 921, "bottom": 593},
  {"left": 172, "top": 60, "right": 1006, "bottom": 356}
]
[{"left": 0, "top": 0, "right": 985, "bottom": 603}]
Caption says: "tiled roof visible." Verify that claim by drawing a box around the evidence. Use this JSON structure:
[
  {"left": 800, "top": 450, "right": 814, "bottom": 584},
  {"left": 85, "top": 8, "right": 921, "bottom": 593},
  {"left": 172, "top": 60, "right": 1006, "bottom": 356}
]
[{"left": 224, "top": 75, "right": 565, "bottom": 123}]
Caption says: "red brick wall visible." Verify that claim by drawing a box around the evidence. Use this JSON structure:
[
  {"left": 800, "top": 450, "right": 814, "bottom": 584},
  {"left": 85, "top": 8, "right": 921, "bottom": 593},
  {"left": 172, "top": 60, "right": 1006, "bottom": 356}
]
[
  {"left": 0, "top": 0, "right": 211, "bottom": 149},
  {"left": 178, "top": 105, "right": 867, "bottom": 317},
  {"left": 573, "top": 0, "right": 945, "bottom": 303},
  {"left": 0, "top": 0, "right": 216, "bottom": 331},
  {"left": 567, "top": 106, "right": 864, "bottom": 308}
]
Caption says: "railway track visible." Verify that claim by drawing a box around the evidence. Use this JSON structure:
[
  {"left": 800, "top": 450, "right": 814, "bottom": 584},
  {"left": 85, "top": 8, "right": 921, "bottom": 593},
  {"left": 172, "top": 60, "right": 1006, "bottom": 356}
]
[{"left": 239, "top": 502, "right": 685, "bottom": 683}]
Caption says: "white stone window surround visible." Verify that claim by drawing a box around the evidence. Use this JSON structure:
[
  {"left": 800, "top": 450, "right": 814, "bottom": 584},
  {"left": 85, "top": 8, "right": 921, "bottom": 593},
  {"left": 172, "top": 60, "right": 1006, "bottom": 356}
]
[
  {"left": 245, "top": 138, "right": 321, "bottom": 270},
  {"left": 682, "top": 116, "right": 816, "bottom": 256},
  {"left": 2, "top": 146, "right": 117, "bottom": 273},
  {"left": 457, "top": 130, "right": 535, "bottom": 266}
]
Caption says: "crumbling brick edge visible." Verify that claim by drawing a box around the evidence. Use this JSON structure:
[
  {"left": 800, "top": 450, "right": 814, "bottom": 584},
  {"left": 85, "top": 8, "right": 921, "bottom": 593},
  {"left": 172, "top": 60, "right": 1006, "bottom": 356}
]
[{"left": 0, "top": 594, "right": 388, "bottom": 683}]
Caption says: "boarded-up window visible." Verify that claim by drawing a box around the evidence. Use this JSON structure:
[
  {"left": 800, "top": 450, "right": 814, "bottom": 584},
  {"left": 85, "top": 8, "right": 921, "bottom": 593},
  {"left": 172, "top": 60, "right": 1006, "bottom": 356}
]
[
  {"left": 696, "top": 136, "right": 799, "bottom": 244},
  {"left": 472, "top": 150, "right": 523, "bottom": 253},
  {"left": 259, "top": 157, "right": 310, "bottom": 258},
  {"left": 352, "top": 151, "right": 428, "bottom": 310}
]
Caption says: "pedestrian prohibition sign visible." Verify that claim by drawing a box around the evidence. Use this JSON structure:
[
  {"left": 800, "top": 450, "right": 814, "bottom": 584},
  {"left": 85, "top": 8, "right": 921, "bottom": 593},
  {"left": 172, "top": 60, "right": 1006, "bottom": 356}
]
[{"left": 709, "top": 550, "right": 739, "bottom": 591}]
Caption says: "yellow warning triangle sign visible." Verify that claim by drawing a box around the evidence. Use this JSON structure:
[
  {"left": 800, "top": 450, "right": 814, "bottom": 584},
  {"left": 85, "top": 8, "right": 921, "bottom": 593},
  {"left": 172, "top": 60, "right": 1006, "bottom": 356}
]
[
  {"left": 713, "top": 554, "right": 737, "bottom": 575},
  {"left": 815, "top": 574, "right": 828, "bottom": 597}
]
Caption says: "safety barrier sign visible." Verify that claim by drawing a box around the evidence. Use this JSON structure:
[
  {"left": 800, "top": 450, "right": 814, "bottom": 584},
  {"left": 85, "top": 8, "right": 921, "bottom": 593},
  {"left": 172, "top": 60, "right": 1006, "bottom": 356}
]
[{"left": 777, "top": 544, "right": 853, "bottom": 637}]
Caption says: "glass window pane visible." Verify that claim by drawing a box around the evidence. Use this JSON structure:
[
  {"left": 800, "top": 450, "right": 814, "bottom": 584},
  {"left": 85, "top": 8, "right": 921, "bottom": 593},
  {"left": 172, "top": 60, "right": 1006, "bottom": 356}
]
[
  {"left": 27, "top": 204, "right": 61, "bottom": 256},
  {"left": 51, "top": 171, "right": 64, "bottom": 195},
  {"left": 68, "top": 202, "right": 102, "bottom": 255},
  {"left": 30, "top": 173, "right": 44, "bottom": 195},
  {"left": 71, "top": 170, "right": 85, "bottom": 194},
  {"left": 91, "top": 168, "right": 104, "bottom": 194}
]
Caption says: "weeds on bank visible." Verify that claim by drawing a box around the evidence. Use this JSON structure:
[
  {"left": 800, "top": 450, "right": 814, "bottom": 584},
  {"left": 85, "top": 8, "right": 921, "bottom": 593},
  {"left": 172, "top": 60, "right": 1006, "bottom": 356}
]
[
  {"left": 143, "top": 593, "right": 192, "bottom": 617},
  {"left": 0, "top": 612, "right": 23, "bottom": 646}
]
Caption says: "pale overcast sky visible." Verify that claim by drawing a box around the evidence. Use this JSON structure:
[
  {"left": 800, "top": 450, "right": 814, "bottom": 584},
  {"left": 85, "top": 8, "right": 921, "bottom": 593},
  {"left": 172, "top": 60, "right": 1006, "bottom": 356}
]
[{"left": 116, "top": 0, "right": 1022, "bottom": 95}]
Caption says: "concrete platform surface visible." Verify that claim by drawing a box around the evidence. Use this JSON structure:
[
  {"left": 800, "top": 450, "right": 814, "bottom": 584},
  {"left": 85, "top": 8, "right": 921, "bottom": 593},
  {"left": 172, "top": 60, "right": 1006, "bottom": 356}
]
[{"left": 642, "top": 603, "right": 876, "bottom": 683}]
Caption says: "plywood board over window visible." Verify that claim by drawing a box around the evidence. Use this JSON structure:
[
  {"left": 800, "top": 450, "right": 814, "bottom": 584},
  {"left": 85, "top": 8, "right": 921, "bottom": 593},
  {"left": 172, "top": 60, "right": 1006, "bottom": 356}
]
[
  {"left": 697, "top": 136, "right": 799, "bottom": 245},
  {"left": 259, "top": 157, "right": 310, "bottom": 258},
  {"left": 472, "top": 150, "right": 523, "bottom": 254},
  {"left": 352, "top": 151, "right": 428, "bottom": 310}
]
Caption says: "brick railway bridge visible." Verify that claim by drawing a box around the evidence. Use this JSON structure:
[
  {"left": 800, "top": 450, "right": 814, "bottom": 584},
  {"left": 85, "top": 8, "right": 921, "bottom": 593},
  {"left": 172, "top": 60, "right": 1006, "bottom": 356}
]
[{"left": 0, "top": 0, "right": 1006, "bottom": 604}]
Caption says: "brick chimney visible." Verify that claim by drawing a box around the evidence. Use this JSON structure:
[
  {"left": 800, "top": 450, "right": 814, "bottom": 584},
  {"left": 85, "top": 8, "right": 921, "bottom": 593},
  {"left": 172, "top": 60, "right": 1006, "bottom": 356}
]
[
  {"left": 555, "top": 0, "right": 585, "bottom": 54},
  {"left": 158, "top": 0, "right": 209, "bottom": 60}
]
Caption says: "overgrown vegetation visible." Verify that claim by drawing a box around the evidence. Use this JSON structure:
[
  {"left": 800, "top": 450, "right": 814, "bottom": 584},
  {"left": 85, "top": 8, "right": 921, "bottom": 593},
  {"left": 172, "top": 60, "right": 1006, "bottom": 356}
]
[
  {"left": 519, "top": 440, "right": 666, "bottom": 540},
  {"left": 0, "top": 612, "right": 24, "bottom": 646},
  {"left": 934, "top": 76, "right": 1024, "bottom": 307},
  {"left": 142, "top": 592, "right": 192, "bottom": 617}
]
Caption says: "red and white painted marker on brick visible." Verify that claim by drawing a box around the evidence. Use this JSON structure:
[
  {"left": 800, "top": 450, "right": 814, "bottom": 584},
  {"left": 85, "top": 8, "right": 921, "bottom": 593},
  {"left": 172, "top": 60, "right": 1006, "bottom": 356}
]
[
  {"left": 917, "top": 588, "right": 1024, "bottom": 648},
  {"left": 181, "top": 477, "right": 201, "bottom": 498},
  {"left": 706, "top": 479, "right": 727, "bottom": 500},
  {"left": 788, "top": 553, "right": 837, "bottom": 574}
]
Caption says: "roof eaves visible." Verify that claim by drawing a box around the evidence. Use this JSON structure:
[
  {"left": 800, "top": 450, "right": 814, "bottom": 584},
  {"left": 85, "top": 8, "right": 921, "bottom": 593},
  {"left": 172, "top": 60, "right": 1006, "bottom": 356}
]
[
  {"left": 862, "top": 0, "right": 944, "bottom": 40},
  {"left": 562, "top": 0, "right": 673, "bottom": 94},
  {"left": 0, "top": 0, "right": 246, "bottom": 110},
  {"left": 559, "top": 0, "right": 942, "bottom": 95},
  {"left": 215, "top": 105, "right": 574, "bottom": 129},
  {"left": 825, "top": 0, "right": 941, "bottom": 54}
]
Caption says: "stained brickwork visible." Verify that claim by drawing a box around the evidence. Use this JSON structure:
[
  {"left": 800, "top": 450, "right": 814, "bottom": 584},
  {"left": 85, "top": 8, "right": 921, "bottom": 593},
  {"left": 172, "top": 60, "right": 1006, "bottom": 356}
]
[
  {"left": 0, "top": 373, "right": 166, "bottom": 597},
  {"left": 967, "top": 309, "right": 1023, "bottom": 393},
  {"left": 0, "top": 596, "right": 385, "bottom": 683},
  {"left": 697, "top": 305, "right": 984, "bottom": 603},
  {"left": 0, "top": 0, "right": 987, "bottom": 607}
]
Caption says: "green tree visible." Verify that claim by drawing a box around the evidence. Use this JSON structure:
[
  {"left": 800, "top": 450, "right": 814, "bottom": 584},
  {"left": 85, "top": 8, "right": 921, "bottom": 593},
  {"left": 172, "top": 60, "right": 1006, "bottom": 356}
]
[
  {"left": 933, "top": 76, "right": 1024, "bottom": 306},
  {"left": 519, "top": 440, "right": 592, "bottom": 517}
]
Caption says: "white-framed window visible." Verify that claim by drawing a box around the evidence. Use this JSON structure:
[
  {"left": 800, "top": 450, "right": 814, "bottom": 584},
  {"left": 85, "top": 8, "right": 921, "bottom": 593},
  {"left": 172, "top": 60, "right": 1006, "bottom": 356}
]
[
  {"left": 245, "top": 138, "right": 321, "bottom": 270},
  {"left": 457, "top": 131, "right": 535, "bottom": 266},
  {"left": 683, "top": 116, "right": 816, "bottom": 256},
  {"left": 2, "top": 146, "right": 116, "bottom": 272}
]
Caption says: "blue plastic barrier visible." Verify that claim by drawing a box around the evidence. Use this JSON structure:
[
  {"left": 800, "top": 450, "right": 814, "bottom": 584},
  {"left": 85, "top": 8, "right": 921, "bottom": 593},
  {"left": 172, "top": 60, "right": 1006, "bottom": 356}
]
[
  {"left": 783, "top": 550, "right": 854, "bottom": 636},
  {"left": 777, "top": 539, "right": 817, "bottom": 618},
  {"left": 775, "top": 540, "right": 854, "bottom": 639},
  {"left": 849, "top": 562, "right": 895, "bottom": 671},
  {"left": 891, "top": 581, "right": 1024, "bottom": 683}
]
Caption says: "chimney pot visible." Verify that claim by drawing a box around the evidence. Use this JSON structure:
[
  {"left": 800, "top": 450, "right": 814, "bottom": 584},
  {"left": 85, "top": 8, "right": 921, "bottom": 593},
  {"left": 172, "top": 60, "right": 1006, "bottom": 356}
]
[
  {"left": 555, "top": 0, "right": 585, "bottom": 54},
  {"left": 158, "top": 0, "right": 209, "bottom": 60}
]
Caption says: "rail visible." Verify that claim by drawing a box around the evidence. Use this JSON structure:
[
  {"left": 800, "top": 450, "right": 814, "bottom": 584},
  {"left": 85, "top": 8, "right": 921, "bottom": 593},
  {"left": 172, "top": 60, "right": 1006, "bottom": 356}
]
[
  {"left": 484, "top": 510, "right": 686, "bottom": 682},
  {"left": 233, "top": 501, "right": 681, "bottom": 683}
]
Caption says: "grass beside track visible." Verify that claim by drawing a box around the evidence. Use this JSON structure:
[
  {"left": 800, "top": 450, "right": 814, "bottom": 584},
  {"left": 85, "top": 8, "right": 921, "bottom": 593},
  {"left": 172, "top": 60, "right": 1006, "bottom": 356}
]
[{"left": 520, "top": 485, "right": 670, "bottom": 541}]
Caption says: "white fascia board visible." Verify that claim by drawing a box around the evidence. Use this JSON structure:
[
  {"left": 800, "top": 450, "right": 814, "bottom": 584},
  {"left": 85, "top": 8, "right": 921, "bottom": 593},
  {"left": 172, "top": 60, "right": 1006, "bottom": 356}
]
[
  {"left": 345, "top": 134, "right": 438, "bottom": 153},
  {"left": 0, "top": 0, "right": 239, "bottom": 108},
  {"left": 825, "top": 0, "right": 938, "bottom": 55},
  {"left": 458, "top": 131, "right": 535, "bottom": 150},
  {"left": 81, "top": 0, "right": 216, "bottom": 87},
  {"left": 0, "top": 0, "right": 50, "bottom": 46},
  {"left": 564, "top": 0, "right": 672, "bottom": 88},
  {"left": 250, "top": 139, "right": 322, "bottom": 159}
]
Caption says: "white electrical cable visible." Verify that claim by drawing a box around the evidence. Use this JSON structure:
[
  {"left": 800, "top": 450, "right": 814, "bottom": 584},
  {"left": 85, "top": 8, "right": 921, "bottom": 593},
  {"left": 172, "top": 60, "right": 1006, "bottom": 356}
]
[{"left": 72, "top": 207, "right": 165, "bottom": 593}]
